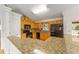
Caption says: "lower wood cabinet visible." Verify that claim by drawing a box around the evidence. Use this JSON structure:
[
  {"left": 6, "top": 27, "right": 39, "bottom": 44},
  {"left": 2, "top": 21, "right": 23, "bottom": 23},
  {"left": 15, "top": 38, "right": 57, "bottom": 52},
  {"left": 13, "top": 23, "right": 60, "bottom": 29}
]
[
  {"left": 40, "top": 32, "right": 50, "bottom": 41},
  {"left": 32, "top": 31, "right": 50, "bottom": 41},
  {"left": 32, "top": 32, "right": 36, "bottom": 39},
  {"left": 21, "top": 31, "right": 50, "bottom": 41}
]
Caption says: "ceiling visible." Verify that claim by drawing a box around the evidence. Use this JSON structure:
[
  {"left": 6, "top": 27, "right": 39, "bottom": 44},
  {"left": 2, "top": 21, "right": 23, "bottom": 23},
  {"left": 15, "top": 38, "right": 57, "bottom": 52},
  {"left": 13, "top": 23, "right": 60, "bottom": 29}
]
[{"left": 6, "top": 4, "right": 78, "bottom": 21}]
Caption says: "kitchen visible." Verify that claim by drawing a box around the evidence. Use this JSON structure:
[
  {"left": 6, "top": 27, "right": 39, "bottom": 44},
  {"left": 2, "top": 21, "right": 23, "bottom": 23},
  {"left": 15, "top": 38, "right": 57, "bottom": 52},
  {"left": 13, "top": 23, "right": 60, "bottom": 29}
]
[{"left": 0, "top": 4, "right": 79, "bottom": 54}]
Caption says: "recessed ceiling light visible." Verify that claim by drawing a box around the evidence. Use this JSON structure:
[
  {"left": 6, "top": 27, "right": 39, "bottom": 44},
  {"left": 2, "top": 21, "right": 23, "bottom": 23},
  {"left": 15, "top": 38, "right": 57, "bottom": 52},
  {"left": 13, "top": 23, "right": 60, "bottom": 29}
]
[{"left": 31, "top": 5, "right": 49, "bottom": 14}]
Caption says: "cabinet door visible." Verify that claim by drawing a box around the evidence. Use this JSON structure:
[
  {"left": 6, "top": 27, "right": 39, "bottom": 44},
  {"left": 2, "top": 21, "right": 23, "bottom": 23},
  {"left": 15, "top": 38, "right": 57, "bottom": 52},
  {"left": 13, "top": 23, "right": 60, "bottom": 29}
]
[
  {"left": 40, "top": 32, "right": 50, "bottom": 41},
  {"left": 33, "top": 32, "right": 36, "bottom": 39},
  {"left": 32, "top": 23, "right": 39, "bottom": 29},
  {"left": 40, "top": 32, "right": 45, "bottom": 41},
  {"left": 45, "top": 32, "right": 50, "bottom": 40}
]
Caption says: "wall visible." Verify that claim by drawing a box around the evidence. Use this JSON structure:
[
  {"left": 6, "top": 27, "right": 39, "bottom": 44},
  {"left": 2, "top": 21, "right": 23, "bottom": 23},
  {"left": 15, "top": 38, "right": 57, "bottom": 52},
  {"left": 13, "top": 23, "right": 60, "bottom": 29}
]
[
  {"left": 0, "top": 5, "right": 22, "bottom": 53},
  {"left": 0, "top": 5, "right": 11, "bottom": 52},
  {"left": 9, "top": 11, "right": 22, "bottom": 38},
  {"left": 63, "top": 5, "right": 79, "bottom": 53},
  {"left": 63, "top": 5, "right": 79, "bottom": 34},
  {"left": 0, "top": 8, "right": 1, "bottom": 48}
]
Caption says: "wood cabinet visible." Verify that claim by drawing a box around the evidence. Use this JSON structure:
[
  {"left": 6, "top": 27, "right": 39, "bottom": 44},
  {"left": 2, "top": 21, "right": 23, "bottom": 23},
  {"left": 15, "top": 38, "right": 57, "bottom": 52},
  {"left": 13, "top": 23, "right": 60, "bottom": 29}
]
[
  {"left": 32, "top": 32, "right": 36, "bottom": 39},
  {"left": 40, "top": 32, "right": 50, "bottom": 41},
  {"left": 50, "top": 24, "right": 63, "bottom": 37},
  {"left": 40, "top": 32, "right": 45, "bottom": 40},
  {"left": 21, "top": 16, "right": 33, "bottom": 40},
  {"left": 31, "top": 23, "right": 40, "bottom": 30},
  {"left": 21, "top": 16, "right": 63, "bottom": 40}
]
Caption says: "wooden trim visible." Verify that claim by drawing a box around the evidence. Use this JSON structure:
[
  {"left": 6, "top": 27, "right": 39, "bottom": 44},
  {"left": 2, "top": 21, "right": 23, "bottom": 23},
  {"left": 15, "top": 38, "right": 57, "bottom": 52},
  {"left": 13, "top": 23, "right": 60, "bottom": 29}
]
[{"left": 72, "top": 21, "right": 79, "bottom": 23}]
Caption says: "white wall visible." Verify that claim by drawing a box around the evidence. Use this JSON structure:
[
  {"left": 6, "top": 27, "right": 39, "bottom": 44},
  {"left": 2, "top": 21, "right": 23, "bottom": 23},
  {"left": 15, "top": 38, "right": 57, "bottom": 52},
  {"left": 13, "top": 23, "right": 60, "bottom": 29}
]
[
  {"left": 0, "top": 5, "right": 11, "bottom": 51},
  {"left": 63, "top": 11, "right": 72, "bottom": 34},
  {"left": 9, "top": 11, "right": 22, "bottom": 38},
  {"left": 69, "top": 6, "right": 79, "bottom": 22},
  {"left": 0, "top": 5, "right": 22, "bottom": 53},
  {"left": 63, "top": 5, "right": 79, "bottom": 35},
  {"left": 63, "top": 5, "right": 79, "bottom": 53}
]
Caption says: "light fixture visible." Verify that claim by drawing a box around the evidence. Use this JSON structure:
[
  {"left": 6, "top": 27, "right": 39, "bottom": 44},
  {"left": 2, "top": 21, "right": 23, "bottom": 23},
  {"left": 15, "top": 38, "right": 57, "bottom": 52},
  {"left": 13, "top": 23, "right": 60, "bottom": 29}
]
[{"left": 31, "top": 5, "right": 48, "bottom": 14}]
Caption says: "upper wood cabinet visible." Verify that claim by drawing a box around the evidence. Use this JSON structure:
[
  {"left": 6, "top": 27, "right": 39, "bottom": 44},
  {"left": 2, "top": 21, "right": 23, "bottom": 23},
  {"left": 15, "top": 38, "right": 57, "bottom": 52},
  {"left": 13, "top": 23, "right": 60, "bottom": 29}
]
[
  {"left": 21, "top": 16, "right": 33, "bottom": 39},
  {"left": 21, "top": 16, "right": 63, "bottom": 40},
  {"left": 31, "top": 23, "right": 40, "bottom": 30},
  {"left": 48, "top": 20, "right": 63, "bottom": 24}
]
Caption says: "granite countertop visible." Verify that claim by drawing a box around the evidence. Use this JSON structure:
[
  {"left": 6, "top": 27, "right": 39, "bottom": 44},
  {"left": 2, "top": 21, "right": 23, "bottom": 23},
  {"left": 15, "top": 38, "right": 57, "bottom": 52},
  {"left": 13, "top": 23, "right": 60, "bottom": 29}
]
[
  {"left": 8, "top": 36, "right": 66, "bottom": 54},
  {"left": 30, "top": 29, "right": 50, "bottom": 32},
  {"left": 8, "top": 36, "right": 34, "bottom": 54}
]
